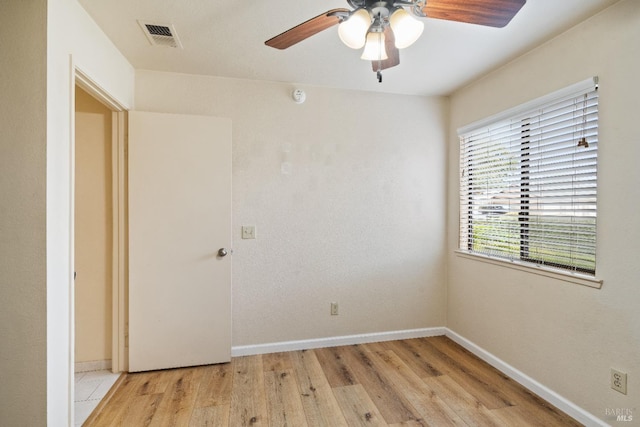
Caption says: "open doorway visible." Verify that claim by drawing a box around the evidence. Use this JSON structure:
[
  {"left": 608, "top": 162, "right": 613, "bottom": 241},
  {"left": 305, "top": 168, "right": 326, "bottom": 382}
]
[
  {"left": 71, "top": 71, "right": 128, "bottom": 425},
  {"left": 73, "top": 85, "right": 120, "bottom": 424}
]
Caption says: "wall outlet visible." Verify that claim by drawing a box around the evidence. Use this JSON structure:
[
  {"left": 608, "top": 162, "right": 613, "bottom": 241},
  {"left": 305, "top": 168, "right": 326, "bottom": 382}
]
[
  {"left": 241, "top": 225, "right": 256, "bottom": 239},
  {"left": 330, "top": 302, "right": 339, "bottom": 316},
  {"left": 611, "top": 369, "right": 627, "bottom": 394}
]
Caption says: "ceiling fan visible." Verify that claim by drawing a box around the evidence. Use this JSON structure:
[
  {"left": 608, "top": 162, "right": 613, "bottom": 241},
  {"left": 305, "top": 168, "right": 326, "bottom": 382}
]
[{"left": 265, "top": 0, "right": 526, "bottom": 82}]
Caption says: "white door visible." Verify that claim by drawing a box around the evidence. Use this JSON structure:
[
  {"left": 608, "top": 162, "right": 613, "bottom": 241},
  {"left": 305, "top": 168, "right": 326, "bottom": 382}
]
[{"left": 128, "top": 111, "right": 232, "bottom": 372}]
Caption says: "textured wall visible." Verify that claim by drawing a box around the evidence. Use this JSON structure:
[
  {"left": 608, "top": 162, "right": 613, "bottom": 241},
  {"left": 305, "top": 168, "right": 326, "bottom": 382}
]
[
  {"left": 75, "top": 87, "right": 113, "bottom": 363},
  {"left": 447, "top": 0, "right": 640, "bottom": 424},
  {"left": 0, "top": 1, "right": 48, "bottom": 425},
  {"left": 134, "top": 71, "right": 448, "bottom": 346}
]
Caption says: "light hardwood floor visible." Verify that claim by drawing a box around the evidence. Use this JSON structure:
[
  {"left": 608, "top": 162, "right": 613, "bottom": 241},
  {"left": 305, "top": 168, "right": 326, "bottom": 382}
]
[{"left": 85, "top": 336, "right": 582, "bottom": 426}]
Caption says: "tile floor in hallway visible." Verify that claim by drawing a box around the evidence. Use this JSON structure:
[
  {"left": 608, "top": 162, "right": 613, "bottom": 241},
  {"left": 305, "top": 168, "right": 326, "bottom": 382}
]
[{"left": 75, "top": 370, "right": 121, "bottom": 426}]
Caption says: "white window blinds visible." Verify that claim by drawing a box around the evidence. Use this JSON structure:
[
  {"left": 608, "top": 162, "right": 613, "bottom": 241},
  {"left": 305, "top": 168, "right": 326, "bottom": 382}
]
[{"left": 458, "top": 78, "right": 599, "bottom": 274}]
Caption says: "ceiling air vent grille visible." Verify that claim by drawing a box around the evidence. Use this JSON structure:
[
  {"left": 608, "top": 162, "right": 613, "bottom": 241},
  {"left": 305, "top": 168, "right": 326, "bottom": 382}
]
[{"left": 138, "top": 20, "right": 183, "bottom": 49}]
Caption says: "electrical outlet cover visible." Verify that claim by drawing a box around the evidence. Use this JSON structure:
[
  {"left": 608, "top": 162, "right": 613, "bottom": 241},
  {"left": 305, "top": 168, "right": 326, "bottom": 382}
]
[
  {"left": 611, "top": 369, "right": 627, "bottom": 394},
  {"left": 330, "top": 302, "right": 338, "bottom": 316}
]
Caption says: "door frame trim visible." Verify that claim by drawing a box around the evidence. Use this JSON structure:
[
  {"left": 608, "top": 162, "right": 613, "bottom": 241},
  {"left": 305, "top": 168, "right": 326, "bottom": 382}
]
[{"left": 71, "top": 61, "right": 128, "bottom": 380}]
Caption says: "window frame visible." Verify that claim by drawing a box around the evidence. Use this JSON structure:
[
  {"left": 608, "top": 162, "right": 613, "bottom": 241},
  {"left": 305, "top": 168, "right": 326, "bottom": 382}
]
[{"left": 457, "top": 77, "right": 602, "bottom": 286}]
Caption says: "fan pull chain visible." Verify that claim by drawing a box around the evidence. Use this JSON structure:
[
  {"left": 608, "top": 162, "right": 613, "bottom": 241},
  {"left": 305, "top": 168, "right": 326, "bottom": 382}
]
[
  {"left": 375, "top": 20, "right": 383, "bottom": 83},
  {"left": 376, "top": 32, "right": 383, "bottom": 83}
]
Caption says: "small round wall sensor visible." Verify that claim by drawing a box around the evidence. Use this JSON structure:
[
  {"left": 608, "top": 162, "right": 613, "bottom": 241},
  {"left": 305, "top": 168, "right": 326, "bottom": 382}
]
[{"left": 292, "top": 89, "right": 306, "bottom": 104}]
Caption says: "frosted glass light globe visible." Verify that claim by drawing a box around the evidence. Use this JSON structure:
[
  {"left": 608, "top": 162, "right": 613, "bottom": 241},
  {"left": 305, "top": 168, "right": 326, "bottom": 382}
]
[
  {"left": 390, "top": 8, "right": 424, "bottom": 49},
  {"left": 360, "top": 31, "right": 388, "bottom": 60},
  {"left": 338, "top": 9, "right": 370, "bottom": 49}
]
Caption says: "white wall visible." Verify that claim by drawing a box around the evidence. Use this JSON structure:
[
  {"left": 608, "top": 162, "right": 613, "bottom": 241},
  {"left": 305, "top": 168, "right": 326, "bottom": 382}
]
[
  {"left": 0, "top": 1, "right": 48, "bottom": 425},
  {"left": 46, "top": 0, "right": 134, "bottom": 424},
  {"left": 447, "top": 0, "right": 639, "bottom": 424},
  {"left": 135, "top": 71, "right": 448, "bottom": 347}
]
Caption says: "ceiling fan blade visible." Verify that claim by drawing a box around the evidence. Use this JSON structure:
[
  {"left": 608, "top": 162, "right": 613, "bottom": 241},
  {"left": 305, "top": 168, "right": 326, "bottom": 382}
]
[
  {"left": 265, "top": 9, "right": 350, "bottom": 50},
  {"left": 371, "top": 27, "right": 400, "bottom": 71},
  {"left": 423, "top": 0, "right": 526, "bottom": 28}
]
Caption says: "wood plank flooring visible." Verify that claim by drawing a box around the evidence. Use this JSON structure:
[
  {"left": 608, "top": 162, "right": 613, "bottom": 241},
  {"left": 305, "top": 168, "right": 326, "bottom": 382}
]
[{"left": 85, "top": 336, "right": 582, "bottom": 426}]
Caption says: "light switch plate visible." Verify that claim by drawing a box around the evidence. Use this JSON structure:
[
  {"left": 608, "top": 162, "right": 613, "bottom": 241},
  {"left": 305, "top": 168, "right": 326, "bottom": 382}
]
[{"left": 241, "top": 225, "right": 256, "bottom": 239}]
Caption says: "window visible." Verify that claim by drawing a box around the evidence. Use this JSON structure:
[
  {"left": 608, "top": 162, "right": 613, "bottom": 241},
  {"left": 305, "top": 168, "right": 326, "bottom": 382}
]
[{"left": 458, "top": 78, "right": 599, "bottom": 275}]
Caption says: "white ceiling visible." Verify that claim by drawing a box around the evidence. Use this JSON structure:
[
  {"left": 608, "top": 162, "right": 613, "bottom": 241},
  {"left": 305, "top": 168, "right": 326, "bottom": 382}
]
[{"left": 77, "top": 0, "right": 619, "bottom": 96}]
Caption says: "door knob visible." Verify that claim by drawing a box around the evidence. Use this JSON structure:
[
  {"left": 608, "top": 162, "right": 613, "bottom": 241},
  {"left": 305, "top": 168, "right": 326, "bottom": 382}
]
[{"left": 218, "top": 248, "right": 228, "bottom": 257}]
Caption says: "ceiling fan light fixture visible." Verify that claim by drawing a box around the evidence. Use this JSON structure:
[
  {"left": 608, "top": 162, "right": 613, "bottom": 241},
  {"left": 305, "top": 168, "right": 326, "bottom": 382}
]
[
  {"left": 338, "top": 8, "right": 370, "bottom": 49},
  {"left": 360, "top": 31, "right": 388, "bottom": 61},
  {"left": 390, "top": 8, "right": 424, "bottom": 49}
]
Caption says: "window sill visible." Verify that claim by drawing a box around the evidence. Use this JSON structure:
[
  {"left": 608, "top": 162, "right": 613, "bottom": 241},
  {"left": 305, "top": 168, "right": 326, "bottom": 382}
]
[{"left": 454, "top": 250, "right": 603, "bottom": 289}]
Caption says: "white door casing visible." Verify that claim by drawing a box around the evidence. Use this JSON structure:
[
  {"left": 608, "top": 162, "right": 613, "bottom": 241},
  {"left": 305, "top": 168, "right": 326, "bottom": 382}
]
[{"left": 128, "top": 111, "right": 232, "bottom": 372}]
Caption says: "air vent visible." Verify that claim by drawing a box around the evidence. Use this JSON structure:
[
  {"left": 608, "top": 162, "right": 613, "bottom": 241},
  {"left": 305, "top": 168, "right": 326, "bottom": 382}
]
[{"left": 138, "top": 20, "right": 183, "bottom": 48}]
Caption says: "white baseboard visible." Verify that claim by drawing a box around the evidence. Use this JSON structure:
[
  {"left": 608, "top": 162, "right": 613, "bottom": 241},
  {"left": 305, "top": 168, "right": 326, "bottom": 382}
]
[
  {"left": 75, "top": 359, "right": 112, "bottom": 373},
  {"left": 444, "top": 329, "right": 608, "bottom": 427},
  {"left": 231, "top": 327, "right": 446, "bottom": 357}
]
